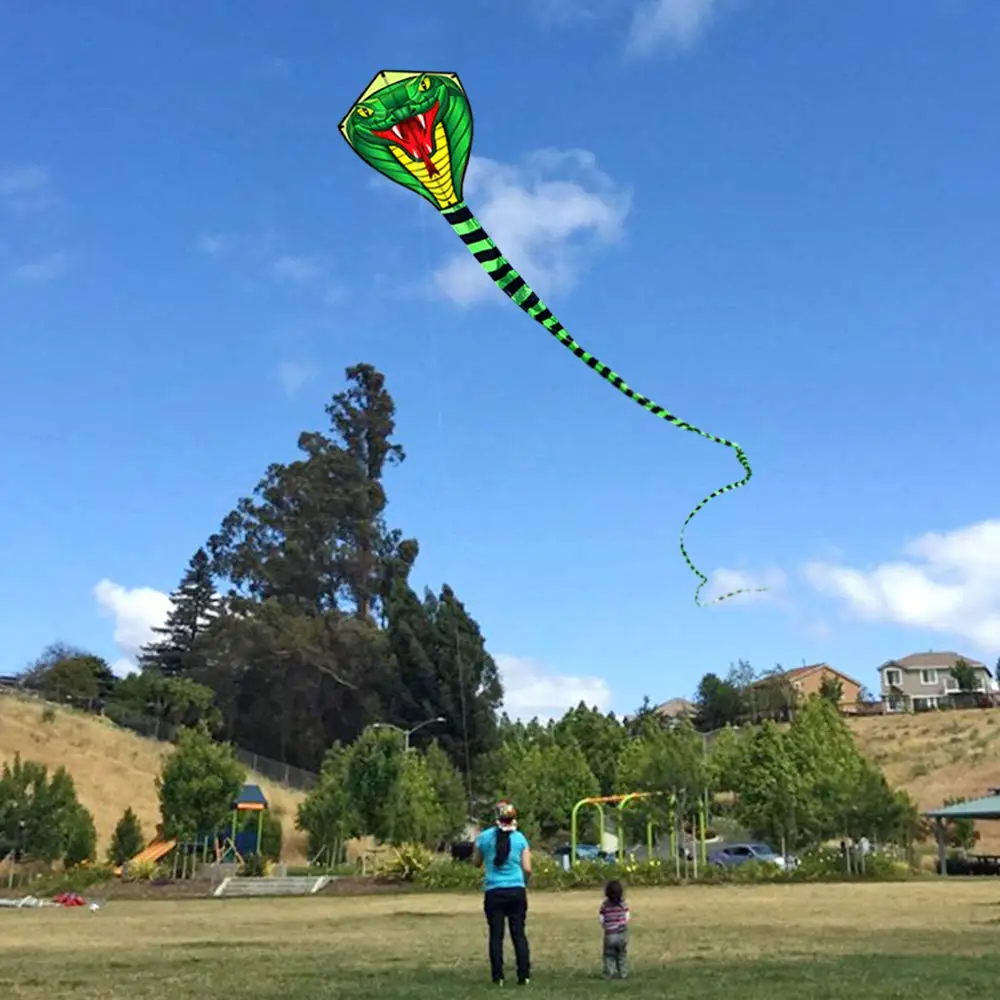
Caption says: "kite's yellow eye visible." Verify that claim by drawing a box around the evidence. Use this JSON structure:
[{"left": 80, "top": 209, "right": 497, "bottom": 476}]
[
  {"left": 356, "top": 105, "right": 374, "bottom": 118},
  {"left": 418, "top": 76, "right": 432, "bottom": 92}
]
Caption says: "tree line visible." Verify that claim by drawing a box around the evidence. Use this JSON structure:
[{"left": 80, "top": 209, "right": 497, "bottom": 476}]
[{"left": 17, "top": 364, "right": 503, "bottom": 804}]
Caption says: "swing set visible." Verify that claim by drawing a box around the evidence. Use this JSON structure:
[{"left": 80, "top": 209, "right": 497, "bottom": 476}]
[{"left": 569, "top": 790, "right": 711, "bottom": 871}]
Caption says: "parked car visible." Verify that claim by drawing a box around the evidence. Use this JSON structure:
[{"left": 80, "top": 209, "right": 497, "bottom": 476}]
[
  {"left": 708, "top": 842, "right": 797, "bottom": 871},
  {"left": 552, "top": 843, "right": 617, "bottom": 864}
]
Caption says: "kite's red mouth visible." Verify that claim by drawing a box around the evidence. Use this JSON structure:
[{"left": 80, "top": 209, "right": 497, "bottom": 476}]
[{"left": 373, "top": 100, "right": 440, "bottom": 176}]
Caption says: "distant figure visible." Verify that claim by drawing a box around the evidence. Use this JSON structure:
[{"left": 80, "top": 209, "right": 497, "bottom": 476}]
[
  {"left": 473, "top": 801, "right": 532, "bottom": 986},
  {"left": 599, "top": 879, "right": 631, "bottom": 980}
]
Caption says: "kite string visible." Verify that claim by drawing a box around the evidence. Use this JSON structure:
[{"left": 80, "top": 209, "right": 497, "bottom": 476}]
[
  {"left": 418, "top": 206, "right": 474, "bottom": 809},
  {"left": 439, "top": 201, "right": 763, "bottom": 607}
]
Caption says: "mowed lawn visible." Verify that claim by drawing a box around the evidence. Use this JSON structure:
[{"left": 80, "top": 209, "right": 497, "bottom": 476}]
[{"left": 4, "top": 882, "right": 1000, "bottom": 998}]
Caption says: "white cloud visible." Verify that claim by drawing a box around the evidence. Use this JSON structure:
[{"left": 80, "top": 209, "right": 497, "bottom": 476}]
[
  {"left": 433, "top": 148, "right": 630, "bottom": 306},
  {"left": 495, "top": 653, "right": 612, "bottom": 722},
  {"left": 705, "top": 565, "right": 786, "bottom": 604},
  {"left": 627, "top": 0, "right": 732, "bottom": 56},
  {"left": 11, "top": 251, "right": 68, "bottom": 282},
  {"left": 805, "top": 519, "right": 1000, "bottom": 649},
  {"left": 271, "top": 255, "right": 324, "bottom": 283},
  {"left": 93, "top": 579, "right": 172, "bottom": 676},
  {"left": 277, "top": 360, "right": 317, "bottom": 395},
  {"left": 0, "top": 165, "right": 53, "bottom": 211}
]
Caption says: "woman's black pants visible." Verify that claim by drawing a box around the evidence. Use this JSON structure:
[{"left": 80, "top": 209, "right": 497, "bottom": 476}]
[{"left": 484, "top": 886, "right": 530, "bottom": 983}]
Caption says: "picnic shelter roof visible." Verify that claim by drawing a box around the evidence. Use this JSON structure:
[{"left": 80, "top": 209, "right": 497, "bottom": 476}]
[{"left": 925, "top": 794, "right": 1000, "bottom": 821}]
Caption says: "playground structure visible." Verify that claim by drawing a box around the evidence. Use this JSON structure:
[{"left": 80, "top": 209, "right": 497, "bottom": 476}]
[
  {"left": 570, "top": 790, "right": 710, "bottom": 874},
  {"left": 119, "top": 783, "right": 270, "bottom": 877}
]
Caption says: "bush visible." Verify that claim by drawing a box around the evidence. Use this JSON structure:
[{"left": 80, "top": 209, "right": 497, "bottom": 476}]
[
  {"left": 238, "top": 853, "right": 267, "bottom": 877},
  {"left": 63, "top": 805, "right": 97, "bottom": 867},
  {"left": 122, "top": 857, "right": 160, "bottom": 882},
  {"left": 258, "top": 812, "right": 283, "bottom": 862},
  {"left": 790, "top": 847, "right": 912, "bottom": 882},
  {"left": 401, "top": 849, "right": 914, "bottom": 893},
  {"left": 375, "top": 843, "right": 435, "bottom": 882},
  {"left": 107, "top": 808, "right": 145, "bottom": 866}
]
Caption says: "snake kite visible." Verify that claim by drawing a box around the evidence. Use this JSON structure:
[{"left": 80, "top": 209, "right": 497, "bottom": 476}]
[{"left": 338, "top": 70, "right": 762, "bottom": 606}]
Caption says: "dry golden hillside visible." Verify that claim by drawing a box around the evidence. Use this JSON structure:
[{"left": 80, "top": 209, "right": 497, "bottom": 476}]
[
  {"left": 848, "top": 708, "right": 1000, "bottom": 850},
  {"left": 0, "top": 694, "right": 308, "bottom": 864}
]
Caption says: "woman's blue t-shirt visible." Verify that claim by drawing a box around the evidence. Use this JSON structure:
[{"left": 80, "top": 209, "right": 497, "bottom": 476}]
[{"left": 476, "top": 826, "right": 528, "bottom": 890}]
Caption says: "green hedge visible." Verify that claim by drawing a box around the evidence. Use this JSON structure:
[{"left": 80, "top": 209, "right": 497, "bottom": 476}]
[{"left": 377, "top": 844, "right": 913, "bottom": 892}]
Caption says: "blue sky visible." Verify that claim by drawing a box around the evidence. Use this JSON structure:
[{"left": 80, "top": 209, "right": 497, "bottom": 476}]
[{"left": 2, "top": 0, "right": 999, "bottom": 720}]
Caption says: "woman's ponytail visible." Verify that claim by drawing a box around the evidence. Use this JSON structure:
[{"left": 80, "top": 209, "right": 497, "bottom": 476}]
[{"left": 495, "top": 828, "right": 512, "bottom": 867}]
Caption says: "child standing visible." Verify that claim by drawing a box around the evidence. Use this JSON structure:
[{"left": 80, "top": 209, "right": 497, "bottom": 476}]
[{"left": 599, "top": 880, "right": 630, "bottom": 979}]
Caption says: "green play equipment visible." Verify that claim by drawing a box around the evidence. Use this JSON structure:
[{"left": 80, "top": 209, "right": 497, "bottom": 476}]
[{"left": 570, "top": 790, "right": 711, "bottom": 869}]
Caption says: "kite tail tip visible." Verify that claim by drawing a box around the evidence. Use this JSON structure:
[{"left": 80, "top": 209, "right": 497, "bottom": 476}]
[{"left": 696, "top": 585, "right": 768, "bottom": 608}]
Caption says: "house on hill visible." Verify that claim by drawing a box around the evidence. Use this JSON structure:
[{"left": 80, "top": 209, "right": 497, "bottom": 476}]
[
  {"left": 879, "top": 651, "right": 994, "bottom": 713},
  {"left": 653, "top": 698, "right": 697, "bottom": 722},
  {"left": 748, "top": 663, "right": 863, "bottom": 714}
]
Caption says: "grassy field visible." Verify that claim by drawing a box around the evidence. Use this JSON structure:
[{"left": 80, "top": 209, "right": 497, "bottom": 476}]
[{"left": 3, "top": 882, "right": 1000, "bottom": 998}]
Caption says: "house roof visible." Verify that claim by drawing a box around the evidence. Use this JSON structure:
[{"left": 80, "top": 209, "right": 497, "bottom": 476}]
[
  {"left": 880, "top": 651, "right": 990, "bottom": 675},
  {"left": 749, "top": 663, "right": 862, "bottom": 689},
  {"left": 925, "top": 794, "right": 1000, "bottom": 820},
  {"left": 653, "top": 698, "right": 696, "bottom": 718}
]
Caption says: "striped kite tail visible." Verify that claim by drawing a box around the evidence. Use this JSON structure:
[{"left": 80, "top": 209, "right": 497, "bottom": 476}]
[{"left": 440, "top": 200, "right": 761, "bottom": 607}]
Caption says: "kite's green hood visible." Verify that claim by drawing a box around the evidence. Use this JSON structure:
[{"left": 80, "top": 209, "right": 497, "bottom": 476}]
[{"left": 339, "top": 70, "right": 473, "bottom": 210}]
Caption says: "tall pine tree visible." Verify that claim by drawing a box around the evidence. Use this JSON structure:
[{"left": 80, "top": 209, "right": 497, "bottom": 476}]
[
  {"left": 138, "top": 548, "right": 220, "bottom": 678},
  {"left": 386, "top": 582, "right": 503, "bottom": 793}
]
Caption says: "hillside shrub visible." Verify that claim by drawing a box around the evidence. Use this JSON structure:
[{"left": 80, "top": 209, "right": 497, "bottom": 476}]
[
  {"left": 62, "top": 805, "right": 98, "bottom": 867},
  {"left": 107, "top": 808, "right": 145, "bottom": 867}
]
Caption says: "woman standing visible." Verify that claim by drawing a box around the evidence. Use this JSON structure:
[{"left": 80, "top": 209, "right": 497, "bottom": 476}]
[{"left": 474, "top": 801, "right": 532, "bottom": 986}]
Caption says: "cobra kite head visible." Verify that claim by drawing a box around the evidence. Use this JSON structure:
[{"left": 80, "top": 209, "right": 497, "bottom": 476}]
[{"left": 339, "top": 70, "right": 473, "bottom": 211}]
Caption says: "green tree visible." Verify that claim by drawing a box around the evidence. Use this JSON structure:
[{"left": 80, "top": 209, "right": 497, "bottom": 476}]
[
  {"left": 706, "top": 725, "right": 746, "bottom": 793},
  {"left": 732, "top": 722, "right": 805, "bottom": 849},
  {"left": 24, "top": 644, "right": 116, "bottom": 704},
  {"left": 296, "top": 743, "right": 358, "bottom": 866},
  {"left": 208, "top": 363, "right": 409, "bottom": 621},
  {"left": 156, "top": 725, "right": 246, "bottom": 841},
  {"left": 344, "top": 727, "right": 408, "bottom": 843},
  {"left": 408, "top": 584, "right": 503, "bottom": 782},
  {"left": 138, "top": 548, "right": 221, "bottom": 678},
  {"left": 107, "top": 807, "right": 145, "bottom": 866},
  {"left": 202, "top": 364, "right": 414, "bottom": 764},
  {"left": 819, "top": 674, "right": 844, "bottom": 706},
  {"left": 616, "top": 721, "right": 710, "bottom": 842},
  {"left": 950, "top": 659, "right": 979, "bottom": 694},
  {"left": 392, "top": 752, "right": 447, "bottom": 846},
  {"left": 63, "top": 805, "right": 97, "bottom": 867},
  {"left": 499, "top": 740, "right": 599, "bottom": 842},
  {"left": 552, "top": 703, "right": 626, "bottom": 796},
  {"left": 108, "top": 671, "right": 220, "bottom": 737},
  {"left": 424, "top": 742, "right": 469, "bottom": 842},
  {"left": 0, "top": 754, "right": 89, "bottom": 863},
  {"left": 940, "top": 796, "right": 980, "bottom": 850},
  {"left": 693, "top": 673, "right": 744, "bottom": 731},
  {"left": 784, "top": 696, "right": 868, "bottom": 842}
]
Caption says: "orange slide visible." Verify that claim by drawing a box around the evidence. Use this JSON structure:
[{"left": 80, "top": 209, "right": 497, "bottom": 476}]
[{"left": 115, "top": 839, "right": 177, "bottom": 876}]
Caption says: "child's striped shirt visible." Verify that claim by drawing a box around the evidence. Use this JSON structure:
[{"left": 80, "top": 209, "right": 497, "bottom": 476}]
[{"left": 599, "top": 900, "right": 630, "bottom": 935}]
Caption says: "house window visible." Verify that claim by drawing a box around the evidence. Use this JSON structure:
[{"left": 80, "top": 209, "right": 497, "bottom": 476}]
[
  {"left": 913, "top": 696, "right": 938, "bottom": 712},
  {"left": 944, "top": 675, "right": 959, "bottom": 693},
  {"left": 885, "top": 668, "right": 902, "bottom": 687},
  {"left": 920, "top": 669, "right": 938, "bottom": 685}
]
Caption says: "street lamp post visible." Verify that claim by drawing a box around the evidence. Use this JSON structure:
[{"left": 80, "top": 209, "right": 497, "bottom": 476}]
[{"left": 372, "top": 716, "right": 445, "bottom": 751}]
